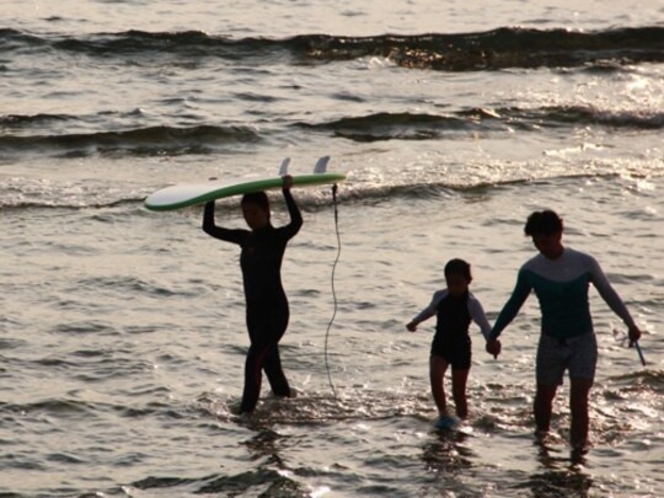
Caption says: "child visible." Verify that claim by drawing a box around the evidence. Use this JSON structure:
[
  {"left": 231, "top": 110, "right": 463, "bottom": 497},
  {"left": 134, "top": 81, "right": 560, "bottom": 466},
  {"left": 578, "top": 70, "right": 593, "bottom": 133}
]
[
  {"left": 406, "top": 258, "right": 492, "bottom": 429},
  {"left": 202, "top": 175, "right": 302, "bottom": 414}
]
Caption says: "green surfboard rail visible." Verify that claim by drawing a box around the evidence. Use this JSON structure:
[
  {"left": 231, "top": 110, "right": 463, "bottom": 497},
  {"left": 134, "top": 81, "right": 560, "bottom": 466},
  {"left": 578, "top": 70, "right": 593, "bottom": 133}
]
[{"left": 144, "top": 172, "right": 347, "bottom": 211}]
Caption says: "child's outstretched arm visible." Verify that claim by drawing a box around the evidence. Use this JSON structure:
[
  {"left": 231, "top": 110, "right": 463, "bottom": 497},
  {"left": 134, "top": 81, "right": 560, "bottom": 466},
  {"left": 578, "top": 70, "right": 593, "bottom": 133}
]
[
  {"left": 406, "top": 307, "right": 434, "bottom": 332},
  {"left": 406, "top": 317, "right": 427, "bottom": 332},
  {"left": 406, "top": 290, "right": 444, "bottom": 332}
]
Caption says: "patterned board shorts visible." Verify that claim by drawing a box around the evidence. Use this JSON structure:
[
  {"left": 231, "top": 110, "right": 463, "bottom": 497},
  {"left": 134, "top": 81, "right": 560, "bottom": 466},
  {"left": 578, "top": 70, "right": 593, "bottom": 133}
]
[{"left": 536, "top": 332, "right": 598, "bottom": 386}]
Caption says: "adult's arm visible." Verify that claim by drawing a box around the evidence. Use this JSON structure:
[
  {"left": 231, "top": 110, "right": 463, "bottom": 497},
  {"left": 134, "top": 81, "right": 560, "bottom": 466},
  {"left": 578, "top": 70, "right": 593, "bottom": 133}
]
[
  {"left": 488, "top": 270, "right": 532, "bottom": 341},
  {"left": 588, "top": 256, "right": 637, "bottom": 329}
]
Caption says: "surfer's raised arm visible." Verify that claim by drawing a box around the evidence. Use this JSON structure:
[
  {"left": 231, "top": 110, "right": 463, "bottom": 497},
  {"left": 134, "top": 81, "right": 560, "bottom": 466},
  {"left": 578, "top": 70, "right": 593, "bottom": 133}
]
[
  {"left": 281, "top": 175, "right": 303, "bottom": 237},
  {"left": 202, "top": 200, "right": 217, "bottom": 233},
  {"left": 202, "top": 201, "right": 245, "bottom": 244}
]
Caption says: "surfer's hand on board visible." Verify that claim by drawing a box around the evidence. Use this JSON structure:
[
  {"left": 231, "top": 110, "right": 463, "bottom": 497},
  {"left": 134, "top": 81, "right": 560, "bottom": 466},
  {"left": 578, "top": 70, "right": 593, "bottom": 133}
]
[
  {"left": 486, "top": 338, "right": 501, "bottom": 359},
  {"left": 282, "top": 174, "right": 294, "bottom": 190}
]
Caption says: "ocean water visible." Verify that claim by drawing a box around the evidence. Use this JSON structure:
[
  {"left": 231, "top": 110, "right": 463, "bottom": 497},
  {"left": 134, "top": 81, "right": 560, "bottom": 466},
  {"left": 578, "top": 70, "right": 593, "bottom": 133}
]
[{"left": 1, "top": 1, "right": 663, "bottom": 497}]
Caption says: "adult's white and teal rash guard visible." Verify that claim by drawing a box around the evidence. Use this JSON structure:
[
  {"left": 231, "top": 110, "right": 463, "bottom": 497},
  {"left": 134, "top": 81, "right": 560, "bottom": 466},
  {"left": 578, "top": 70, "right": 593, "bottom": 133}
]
[{"left": 489, "top": 247, "right": 637, "bottom": 341}]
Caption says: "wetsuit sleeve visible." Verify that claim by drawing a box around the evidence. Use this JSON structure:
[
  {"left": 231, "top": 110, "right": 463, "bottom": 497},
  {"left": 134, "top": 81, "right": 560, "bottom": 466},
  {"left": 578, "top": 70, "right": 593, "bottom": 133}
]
[
  {"left": 280, "top": 188, "right": 303, "bottom": 239},
  {"left": 588, "top": 256, "right": 637, "bottom": 329},
  {"left": 488, "top": 270, "right": 532, "bottom": 340},
  {"left": 411, "top": 291, "right": 444, "bottom": 324},
  {"left": 468, "top": 295, "right": 492, "bottom": 340},
  {"left": 202, "top": 201, "right": 245, "bottom": 244}
]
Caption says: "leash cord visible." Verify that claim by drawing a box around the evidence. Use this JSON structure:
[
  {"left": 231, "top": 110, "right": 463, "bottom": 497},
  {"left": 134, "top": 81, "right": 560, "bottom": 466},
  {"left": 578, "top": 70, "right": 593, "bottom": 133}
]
[{"left": 324, "top": 183, "right": 341, "bottom": 398}]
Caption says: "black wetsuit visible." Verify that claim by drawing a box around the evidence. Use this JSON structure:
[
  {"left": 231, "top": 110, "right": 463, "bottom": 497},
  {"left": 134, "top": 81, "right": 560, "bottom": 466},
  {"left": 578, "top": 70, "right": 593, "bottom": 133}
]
[
  {"left": 411, "top": 289, "right": 492, "bottom": 371},
  {"left": 202, "top": 189, "right": 302, "bottom": 413},
  {"left": 432, "top": 290, "right": 473, "bottom": 370}
]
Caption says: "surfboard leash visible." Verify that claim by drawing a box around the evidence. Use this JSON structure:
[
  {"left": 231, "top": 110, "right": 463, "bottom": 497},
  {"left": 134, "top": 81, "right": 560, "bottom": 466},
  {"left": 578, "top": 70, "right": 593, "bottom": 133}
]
[{"left": 324, "top": 183, "right": 341, "bottom": 398}]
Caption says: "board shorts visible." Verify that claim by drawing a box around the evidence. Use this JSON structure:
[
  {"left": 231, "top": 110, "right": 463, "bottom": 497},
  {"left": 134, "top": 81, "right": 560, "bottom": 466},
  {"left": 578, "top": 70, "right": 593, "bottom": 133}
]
[
  {"left": 430, "top": 335, "right": 471, "bottom": 371},
  {"left": 536, "top": 332, "right": 597, "bottom": 386}
]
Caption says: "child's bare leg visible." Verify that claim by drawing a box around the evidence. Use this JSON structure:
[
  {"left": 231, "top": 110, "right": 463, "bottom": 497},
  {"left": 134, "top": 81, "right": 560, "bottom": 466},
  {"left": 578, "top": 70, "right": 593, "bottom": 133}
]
[
  {"left": 430, "top": 355, "right": 449, "bottom": 416},
  {"left": 451, "top": 368, "right": 470, "bottom": 419}
]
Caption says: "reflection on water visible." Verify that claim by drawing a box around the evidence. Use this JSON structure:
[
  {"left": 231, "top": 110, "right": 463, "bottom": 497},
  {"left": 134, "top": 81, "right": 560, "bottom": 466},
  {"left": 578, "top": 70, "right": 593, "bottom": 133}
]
[
  {"left": 520, "top": 466, "right": 593, "bottom": 498},
  {"left": 522, "top": 440, "right": 593, "bottom": 498},
  {"left": 421, "top": 428, "right": 474, "bottom": 475}
]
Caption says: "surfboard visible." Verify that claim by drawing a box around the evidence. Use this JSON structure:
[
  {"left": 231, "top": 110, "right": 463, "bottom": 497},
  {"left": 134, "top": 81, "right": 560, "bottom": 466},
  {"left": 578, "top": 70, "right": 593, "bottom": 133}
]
[{"left": 144, "top": 159, "right": 346, "bottom": 211}]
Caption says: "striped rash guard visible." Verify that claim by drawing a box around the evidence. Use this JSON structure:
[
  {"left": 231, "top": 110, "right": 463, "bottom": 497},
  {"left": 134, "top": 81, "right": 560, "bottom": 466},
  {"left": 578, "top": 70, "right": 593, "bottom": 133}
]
[{"left": 489, "top": 247, "right": 637, "bottom": 341}]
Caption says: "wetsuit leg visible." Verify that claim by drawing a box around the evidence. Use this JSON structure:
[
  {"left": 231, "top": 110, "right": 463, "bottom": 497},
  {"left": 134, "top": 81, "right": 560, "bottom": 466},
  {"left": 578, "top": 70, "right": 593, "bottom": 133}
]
[
  {"left": 240, "top": 341, "right": 265, "bottom": 414},
  {"left": 264, "top": 302, "right": 290, "bottom": 396},
  {"left": 239, "top": 302, "right": 290, "bottom": 413},
  {"left": 263, "top": 340, "right": 290, "bottom": 397}
]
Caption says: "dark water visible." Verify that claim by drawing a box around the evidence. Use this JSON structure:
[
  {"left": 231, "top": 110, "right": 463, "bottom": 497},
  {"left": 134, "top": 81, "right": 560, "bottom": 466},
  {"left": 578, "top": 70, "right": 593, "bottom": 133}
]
[{"left": 2, "top": 26, "right": 664, "bottom": 164}]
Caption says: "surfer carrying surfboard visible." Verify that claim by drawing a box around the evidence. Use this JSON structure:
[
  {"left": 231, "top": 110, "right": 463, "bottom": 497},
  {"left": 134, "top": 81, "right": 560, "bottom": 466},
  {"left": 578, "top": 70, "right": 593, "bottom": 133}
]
[
  {"left": 202, "top": 175, "right": 302, "bottom": 414},
  {"left": 485, "top": 209, "right": 642, "bottom": 453},
  {"left": 406, "top": 259, "right": 493, "bottom": 430}
]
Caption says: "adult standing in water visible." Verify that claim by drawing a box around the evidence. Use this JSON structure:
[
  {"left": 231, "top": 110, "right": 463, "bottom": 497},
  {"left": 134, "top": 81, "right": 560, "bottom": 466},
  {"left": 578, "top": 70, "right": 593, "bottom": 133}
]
[
  {"left": 203, "top": 175, "right": 302, "bottom": 414},
  {"left": 485, "top": 210, "right": 642, "bottom": 453}
]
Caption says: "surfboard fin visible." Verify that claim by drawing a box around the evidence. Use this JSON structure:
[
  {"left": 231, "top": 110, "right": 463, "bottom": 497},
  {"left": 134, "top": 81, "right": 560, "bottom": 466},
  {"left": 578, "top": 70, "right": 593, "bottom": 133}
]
[
  {"left": 313, "top": 155, "right": 330, "bottom": 174},
  {"left": 278, "top": 157, "right": 291, "bottom": 176}
]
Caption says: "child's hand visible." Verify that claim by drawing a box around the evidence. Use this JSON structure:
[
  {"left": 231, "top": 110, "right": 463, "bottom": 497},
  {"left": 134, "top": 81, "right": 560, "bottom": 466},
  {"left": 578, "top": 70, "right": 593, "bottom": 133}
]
[
  {"left": 282, "top": 174, "right": 294, "bottom": 190},
  {"left": 486, "top": 338, "right": 501, "bottom": 359},
  {"left": 406, "top": 321, "right": 417, "bottom": 332}
]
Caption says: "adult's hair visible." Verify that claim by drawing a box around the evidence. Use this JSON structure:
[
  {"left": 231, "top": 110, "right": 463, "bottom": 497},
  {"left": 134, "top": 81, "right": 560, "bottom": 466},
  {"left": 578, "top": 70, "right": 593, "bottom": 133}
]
[
  {"left": 241, "top": 191, "right": 270, "bottom": 214},
  {"left": 444, "top": 258, "right": 472, "bottom": 282},
  {"left": 524, "top": 210, "right": 563, "bottom": 236}
]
